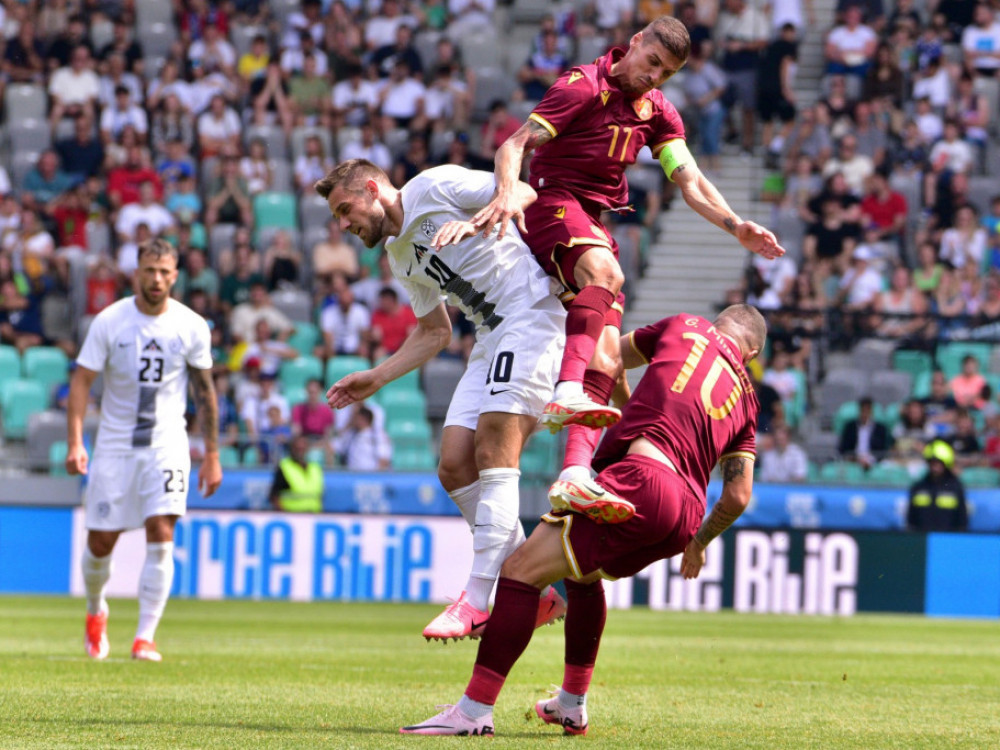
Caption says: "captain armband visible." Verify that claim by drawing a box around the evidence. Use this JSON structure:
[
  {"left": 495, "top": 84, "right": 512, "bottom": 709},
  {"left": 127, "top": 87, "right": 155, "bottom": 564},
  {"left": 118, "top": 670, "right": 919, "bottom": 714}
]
[{"left": 658, "top": 139, "right": 695, "bottom": 182}]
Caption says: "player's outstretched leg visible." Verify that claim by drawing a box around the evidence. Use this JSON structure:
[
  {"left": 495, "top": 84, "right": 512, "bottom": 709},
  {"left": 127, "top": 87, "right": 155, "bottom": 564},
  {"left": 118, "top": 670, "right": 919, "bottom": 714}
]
[
  {"left": 400, "top": 704, "right": 495, "bottom": 736},
  {"left": 132, "top": 541, "right": 175, "bottom": 662},
  {"left": 81, "top": 545, "right": 112, "bottom": 660},
  {"left": 422, "top": 591, "right": 491, "bottom": 642},
  {"left": 540, "top": 394, "right": 621, "bottom": 434},
  {"left": 548, "top": 476, "right": 636, "bottom": 523}
]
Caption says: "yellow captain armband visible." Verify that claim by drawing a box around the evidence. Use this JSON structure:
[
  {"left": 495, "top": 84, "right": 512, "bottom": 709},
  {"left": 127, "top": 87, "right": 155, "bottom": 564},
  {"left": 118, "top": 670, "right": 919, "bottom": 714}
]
[{"left": 658, "top": 139, "right": 694, "bottom": 182}]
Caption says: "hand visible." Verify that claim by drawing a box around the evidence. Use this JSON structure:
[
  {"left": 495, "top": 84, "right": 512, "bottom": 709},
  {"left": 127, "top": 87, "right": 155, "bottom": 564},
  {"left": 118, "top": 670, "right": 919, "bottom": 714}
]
[
  {"left": 198, "top": 453, "right": 223, "bottom": 498},
  {"left": 327, "top": 369, "right": 382, "bottom": 409},
  {"left": 470, "top": 189, "right": 527, "bottom": 240},
  {"left": 66, "top": 444, "right": 89, "bottom": 476},
  {"left": 735, "top": 220, "right": 785, "bottom": 260},
  {"left": 431, "top": 220, "right": 478, "bottom": 249},
  {"left": 680, "top": 537, "right": 706, "bottom": 579}
]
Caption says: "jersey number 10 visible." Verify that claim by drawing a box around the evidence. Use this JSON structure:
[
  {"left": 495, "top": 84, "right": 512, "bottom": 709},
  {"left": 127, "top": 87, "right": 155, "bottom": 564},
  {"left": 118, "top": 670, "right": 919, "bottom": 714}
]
[{"left": 670, "top": 332, "right": 742, "bottom": 420}]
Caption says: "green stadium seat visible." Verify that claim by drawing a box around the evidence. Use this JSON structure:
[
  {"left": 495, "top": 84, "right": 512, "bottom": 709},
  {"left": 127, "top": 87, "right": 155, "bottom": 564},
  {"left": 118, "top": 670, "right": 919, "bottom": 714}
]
[
  {"left": 279, "top": 355, "right": 323, "bottom": 392},
  {"left": 325, "top": 355, "right": 370, "bottom": 385},
  {"left": 380, "top": 368, "right": 420, "bottom": 394},
  {"left": 962, "top": 467, "right": 1000, "bottom": 488},
  {"left": 49, "top": 440, "right": 67, "bottom": 476},
  {"left": 1, "top": 379, "right": 48, "bottom": 439},
  {"left": 784, "top": 369, "right": 808, "bottom": 428},
  {"left": 22, "top": 346, "right": 69, "bottom": 400},
  {"left": 936, "top": 342, "right": 992, "bottom": 379},
  {"left": 392, "top": 448, "right": 437, "bottom": 471},
  {"left": 911, "top": 370, "right": 933, "bottom": 399},
  {"left": 0, "top": 345, "right": 20, "bottom": 388},
  {"left": 867, "top": 463, "right": 912, "bottom": 486},
  {"left": 877, "top": 402, "right": 901, "bottom": 428},
  {"left": 242, "top": 445, "right": 261, "bottom": 466},
  {"left": 218, "top": 446, "right": 241, "bottom": 468},
  {"left": 306, "top": 447, "right": 327, "bottom": 466},
  {"left": 806, "top": 461, "right": 820, "bottom": 483},
  {"left": 892, "top": 350, "right": 933, "bottom": 381},
  {"left": 818, "top": 461, "right": 866, "bottom": 484},
  {"left": 379, "top": 389, "right": 427, "bottom": 423},
  {"left": 387, "top": 419, "right": 433, "bottom": 450},
  {"left": 833, "top": 401, "right": 860, "bottom": 436},
  {"left": 284, "top": 385, "right": 307, "bottom": 407},
  {"left": 287, "top": 322, "right": 320, "bottom": 357},
  {"left": 253, "top": 191, "right": 296, "bottom": 236}
]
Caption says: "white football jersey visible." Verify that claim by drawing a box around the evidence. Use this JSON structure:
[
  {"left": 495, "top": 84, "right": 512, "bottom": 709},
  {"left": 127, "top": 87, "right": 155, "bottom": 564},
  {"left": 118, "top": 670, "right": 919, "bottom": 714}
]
[
  {"left": 77, "top": 297, "right": 213, "bottom": 453},
  {"left": 385, "top": 166, "right": 563, "bottom": 336}
]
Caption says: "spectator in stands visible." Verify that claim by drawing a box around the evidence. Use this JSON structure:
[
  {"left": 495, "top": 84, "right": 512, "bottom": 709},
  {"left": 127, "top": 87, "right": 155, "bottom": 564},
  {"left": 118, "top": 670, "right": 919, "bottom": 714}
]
[
  {"left": 961, "top": 3, "right": 1000, "bottom": 81},
  {"left": 911, "top": 54, "right": 950, "bottom": 111},
  {"left": 333, "top": 404, "right": 392, "bottom": 471},
  {"left": 364, "top": 0, "right": 413, "bottom": 51},
  {"left": 762, "top": 348, "right": 802, "bottom": 409},
  {"left": 230, "top": 280, "right": 294, "bottom": 344},
  {"left": 98, "top": 53, "right": 144, "bottom": 111},
  {"left": 48, "top": 44, "right": 100, "bottom": 130},
  {"left": 269, "top": 434, "right": 324, "bottom": 513},
  {"left": 242, "top": 318, "right": 298, "bottom": 378},
  {"left": 759, "top": 425, "right": 809, "bottom": 482},
  {"left": 115, "top": 180, "right": 174, "bottom": 245},
  {"left": 758, "top": 24, "right": 799, "bottom": 165},
  {"left": 99, "top": 19, "right": 144, "bottom": 75},
  {"left": 862, "top": 42, "right": 904, "bottom": 108},
  {"left": 3, "top": 20, "right": 45, "bottom": 85},
  {"left": 204, "top": 154, "right": 254, "bottom": 232},
  {"left": 860, "top": 170, "right": 907, "bottom": 262},
  {"left": 292, "top": 379, "right": 336, "bottom": 444},
  {"left": 517, "top": 28, "right": 570, "bottom": 102},
  {"left": 312, "top": 221, "right": 360, "bottom": 287},
  {"left": 448, "top": 0, "right": 497, "bottom": 37},
  {"left": 920, "top": 370, "right": 959, "bottom": 436},
  {"left": 188, "top": 22, "right": 236, "bottom": 78},
  {"left": 908, "top": 440, "right": 968, "bottom": 530},
  {"left": 425, "top": 64, "right": 470, "bottom": 133},
  {"left": 949, "top": 355, "right": 987, "bottom": 410},
  {"left": 479, "top": 100, "right": 521, "bottom": 163},
  {"left": 352, "top": 253, "right": 410, "bottom": 308},
  {"left": 977, "top": 273, "right": 1000, "bottom": 322},
  {"left": 319, "top": 274, "right": 371, "bottom": 359},
  {"left": 262, "top": 229, "right": 303, "bottom": 290},
  {"left": 379, "top": 60, "right": 427, "bottom": 134},
  {"left": 819, "top": 75, "right": 856, "bottom": 138},
  {"left": 331, "top": 63, "right": 379, "bottom": 129},
  {"left": 825, "top": 4, "right": 878, "bottom": 77},
  {"left": 46, "top": 14, "right": 92, "bottom": 71},
  {"left": 157, "top": 137, "right": 196, "bottom": 191},
  {"left": 822, "top": 136, "right": 874, "bottom": 196},
  {"left": 835, "top": 244, "right": 883, "bottom": 319},
  {"left": 0, "top": 253, "right": 51, "bottom": 354},
  {"left": 281, "top": 28, "right": 329, "bottom": 80},
  {"left": 716, "top": 0, "right": 770, "bottom": 156},
  {"left": 950, "top": 408, "right": 983, "bottom": 465},
  {"left": 873, "top": 266, "right": 931, "bottom": 340},
  {"left": 892, "top": 399, "right": 934, "bottom": 467},
  {"left": 241, "top": 372, "right": 291, "bottom": 445},
  {"left": 371, "top": 23, "right": 423, "bottom": 80},
  {"left": 839, "top": 396, "right": 892, "bottom": 468},
  {"left": 220, "top": 240, "right": 264, "bottom": 311},
  {"left": 749, "top": 366, "right": 784, "bottom": 433},
  {"left": 239, "top": 138, "right": 273, "bottom": 196},
  {"left": 198, "top": 94, "right": 242, "bottom": 159},
  {"left": 340, "top": 121, "right": 393, "bottom": 172},
  {"left": 851, "top": 100, "right": 888, "bottom": 168},
  {"left": 391, "top": 132, "right": 432, "bottom": 187},
  {"left": 151, "top": 94, "right": 196, "bottom": 158},
  {"left": 250, "top": 61, "right": 295, "bottom": 134},
  {"left": 294, "top": 135, "right": 335, "bottom": 194},
  {"left": 369, "top": 286, "right": 418, "bottom": 360},
  {"left": 953, "top": 74, "right": 990, "bottom": 155},
  {"left": 22, "top": 150, "right": 78, "bottom": 210},
  {"left": 785, "top": 104, "right": 834, "bottom": 167},
  {"left": 174, "top": 248, "right": 220, "bottom": 307},
  {"left": 925, "top": 119, "right": 975, "bottom": 208},
  {"left": 288, "top": 54, "right": 330, "bottom": 127},
  {"left": 681, "top": 40, "right": 727, "bottom": 174},
  {"left": 802, "top": 196, "right": 860, "bottom": 284},
  {"left": 49, "top": 183, "right": 90, "bottom": 251},
  {"left": 54, "top": 114, "right": 103, "bottom": 180},
  {"left": 940, "top": 203, "right": 987, "bottom": 271},
  {"left": 238, "top": 33, "right": 270, "bottom": 86},
  {"left": 107, "top": 145, "right": 161, "bottom": 209}
]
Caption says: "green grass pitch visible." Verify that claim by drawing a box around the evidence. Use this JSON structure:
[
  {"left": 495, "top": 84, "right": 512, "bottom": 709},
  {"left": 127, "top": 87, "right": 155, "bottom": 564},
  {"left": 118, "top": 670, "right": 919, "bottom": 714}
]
[{"left": 1, "top": 597, "right": 999, "bottom": 749}]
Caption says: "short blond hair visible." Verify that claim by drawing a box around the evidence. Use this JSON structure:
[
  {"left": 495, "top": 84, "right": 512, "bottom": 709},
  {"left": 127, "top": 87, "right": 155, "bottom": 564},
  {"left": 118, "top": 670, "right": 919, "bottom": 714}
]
[{"left": 314, "top": 159, "right": 390, "bottom": 199}]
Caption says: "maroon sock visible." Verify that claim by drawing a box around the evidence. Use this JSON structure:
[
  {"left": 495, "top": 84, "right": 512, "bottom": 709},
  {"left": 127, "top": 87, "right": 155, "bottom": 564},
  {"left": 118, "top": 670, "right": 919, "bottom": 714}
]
[
  {"left": 465, "top": 577, "right": 540, "bottom": 706},
  {"left": 561, "top": 370, "right": 618, "bottom": 471},
  {"left": 562, "top": 578, "right": 606, "bottom": 695},
  {"left": 558, "top": 287, "right": 616, "bottom": 385},
  {"left": 583, "top": 368, "right": 616, "bottom": 405}
]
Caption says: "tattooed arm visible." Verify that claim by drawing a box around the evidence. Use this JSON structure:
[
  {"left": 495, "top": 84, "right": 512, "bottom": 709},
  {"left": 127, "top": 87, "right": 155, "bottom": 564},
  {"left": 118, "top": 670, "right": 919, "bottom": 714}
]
[
  {"left": 189, "top": 366, "right": 223, "bottom": 497},
  {"left": 471, "top": 119, "right": 553, "bottom": 239},
  {"left": 680, "top": 455, "right": 755, "bottom": 579}
]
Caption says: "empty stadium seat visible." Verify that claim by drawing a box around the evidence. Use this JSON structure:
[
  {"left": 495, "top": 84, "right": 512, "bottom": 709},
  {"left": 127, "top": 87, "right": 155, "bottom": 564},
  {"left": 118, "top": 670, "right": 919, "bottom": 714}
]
[
  {"left": 379, "top": 389, "right": 427, "bottom": 424},
  {"left": 268, "top": 158, "right": 293, "bottom": 193},
  {"left": 288, "top": 322, "right": 320, "bottom": 357},
  {"left": 253, "top": 192, "right": 297, "bottom": 238},
  {"left": 8, "top": 119, "right": 51, "bottom": 155},
  {"left": 270, "top": 288, "right": 312, "bottom": 323},
  {"left": 279, "top": 356, "right": 323, "bottom": 392},
  {"left": 866, "top": 463, "right": 912, "bottom": 487},
  {"left": 26, "top": 409, "right": 68, "bottom": 471},
  {"left": 392, "top": 448, "right": 437, "bottom": 471},
  {"left": 5, "top": 84, "right": 47, "bottom": 121},
  {"left": 22, "top": 347, "right": 69, "bottom": 401},
  {"left": 326, "top": 355, "right": 370, "bottom": 385},
  {"left": 892, "top": 350, "right": 933, "bottom": 380},
  {"left": 1, "top": 380, "right": 48, "bottom": 440},
  {"left": 300, "top": 193, "right": 331, "bottom": 231},
  {"left": 869, "top": 371, "right": 913, "bottom": 407},
  {"left": 218, "top": 445, "right": 241, "bottom": 468},
  {"left": 257, "top": 226, "right": 301, "bottom": 255},
  {"left": 818, "top": 462, "right": 866, "bottom": 484},
  {"left": 284, "top": 385, "right": 307, "bottom": 407},
  {"left": 421, "top": 357, "right": 466, "bottom": 419},
  {"left": 0, "top": 346, "right": 20, "bottom": 389},
  {"left": 387, "top": 420, "right": 433, "bottom": 451},
  {"left": 962, "top": 467, "right": 1000, "bottom": 488},
  {"left": 244, "top": 124, "right": 289, "bottom": 161},
  {"left": 49, "top": 440, "right": 68, "bottom": 476},
  {"left": 290, "top": 126, "right": 334, "bottom": 162},
  {"left": 138, "top": 21, "right": 177, "bottom": 58}
]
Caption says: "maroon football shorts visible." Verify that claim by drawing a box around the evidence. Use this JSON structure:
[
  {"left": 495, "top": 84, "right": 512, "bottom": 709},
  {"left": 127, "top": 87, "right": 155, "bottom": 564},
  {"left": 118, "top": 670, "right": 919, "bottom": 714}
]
[
  {"left": 543, "top": 455, "right": 705, "bottom": 580},
  {"left": 523, "top": 186, "right": 626, "bottom": 328}
]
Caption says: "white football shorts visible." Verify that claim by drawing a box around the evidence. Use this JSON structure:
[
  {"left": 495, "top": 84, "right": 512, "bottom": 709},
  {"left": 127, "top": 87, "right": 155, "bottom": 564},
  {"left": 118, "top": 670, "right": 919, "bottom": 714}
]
[
  {"left": 84, "top": 447, "right": 192, "bottom": 531},
  {"left": 444, "top": 295, "right": 565, "bottom": 431}
]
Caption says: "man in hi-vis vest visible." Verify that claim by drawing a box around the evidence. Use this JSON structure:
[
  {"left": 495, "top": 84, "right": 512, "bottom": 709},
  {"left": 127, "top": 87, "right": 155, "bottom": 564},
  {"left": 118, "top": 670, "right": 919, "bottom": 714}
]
[{"left": 269, "top": 434, "right": 324, "bottom": 513}]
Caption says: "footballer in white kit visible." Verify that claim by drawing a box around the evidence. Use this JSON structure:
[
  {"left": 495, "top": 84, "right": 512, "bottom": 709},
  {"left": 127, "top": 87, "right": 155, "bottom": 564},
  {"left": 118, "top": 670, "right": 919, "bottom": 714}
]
[
  {"left": 319, "top": 160, "right": 567, "bottom": 641},
  {"left": 67, "top": 239, "right": 222, "bottom": 662}
]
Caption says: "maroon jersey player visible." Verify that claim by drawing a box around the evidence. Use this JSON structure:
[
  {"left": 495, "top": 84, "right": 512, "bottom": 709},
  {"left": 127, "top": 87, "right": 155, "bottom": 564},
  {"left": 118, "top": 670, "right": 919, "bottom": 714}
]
[
  {"left": 401, "top": 304, "right": 765, "bottom": 737},
  {"left": 471, "top": 16, "right": 782, "bottom": 509}
]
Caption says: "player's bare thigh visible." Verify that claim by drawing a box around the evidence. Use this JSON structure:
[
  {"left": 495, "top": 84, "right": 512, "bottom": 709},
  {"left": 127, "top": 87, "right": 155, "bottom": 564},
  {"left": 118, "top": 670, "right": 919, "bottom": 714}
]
[
  {"left": 500, "top": 522, "right": 577, "bottom": 590},
  {"left": 437, "top": 414, "right": 538, "bottom": 490},
  {"left": 572, "top": 245, "right": 625, "bottom": 295}
]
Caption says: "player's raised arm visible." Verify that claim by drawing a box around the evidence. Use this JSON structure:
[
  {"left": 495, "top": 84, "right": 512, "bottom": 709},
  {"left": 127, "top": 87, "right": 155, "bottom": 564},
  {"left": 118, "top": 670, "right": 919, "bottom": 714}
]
[
  {"left": 66, "top": 365, "right": 98, "bottom": 476},
  {"left": 472, "top": 120, "right": 553, "bottom": 238},
  {"left": 432, "top": 180, "right": 537, "bottom": 249},
  {"left": 189, "top": 366, "right": 222, "bottom": 497},
  {"left": 680, "top": 453, "right": 755, "bottom": 579},
  {"left": 327, "top": 302, "right": 451, "bottom": 409}
]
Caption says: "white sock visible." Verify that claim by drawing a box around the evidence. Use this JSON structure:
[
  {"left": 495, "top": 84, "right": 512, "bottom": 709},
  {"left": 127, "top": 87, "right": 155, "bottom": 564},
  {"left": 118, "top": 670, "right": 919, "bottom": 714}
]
[
  {"left": 448, "top": 480, "right": 481, "bottom": 531},
  {"left": 135, "top": 542, "right": 175, "bottom": 643},
  {"left": 82, "top": 546, "right": 112, "bottom": 616},
  {"left": 457, "top": 694, "right": 493, "bottom": 719},
  {"left": 465, "top": 467, "right": 520, "bottom": 611},
  {"left": 553, "top": 380, "right": 584, "bottom": 401},
  {"left": 558, "top": 464, "right": 591, "bottom": 483},
  {"left": 559, "top": 689, "right": 587, "bottom": 709}
]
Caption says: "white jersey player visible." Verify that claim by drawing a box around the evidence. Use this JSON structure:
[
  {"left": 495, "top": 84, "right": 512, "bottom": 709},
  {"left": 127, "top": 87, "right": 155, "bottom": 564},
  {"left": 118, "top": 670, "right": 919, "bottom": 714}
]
[
  {"left": 318, "top": 160, "right": 567, "bottom": 640},
  {"left": 67, "top": 239, "right": 222, "bottom": 662}
]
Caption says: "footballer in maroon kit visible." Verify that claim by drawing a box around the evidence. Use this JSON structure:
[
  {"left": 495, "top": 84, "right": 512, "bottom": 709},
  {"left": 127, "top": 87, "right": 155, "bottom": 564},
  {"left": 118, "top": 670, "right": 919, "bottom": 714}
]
[
  {"left": 401, "top": 304, "right": 765, "bottom": 736},
  {"left": 471, "top": 16, "right": 782, "bottom": 512}
]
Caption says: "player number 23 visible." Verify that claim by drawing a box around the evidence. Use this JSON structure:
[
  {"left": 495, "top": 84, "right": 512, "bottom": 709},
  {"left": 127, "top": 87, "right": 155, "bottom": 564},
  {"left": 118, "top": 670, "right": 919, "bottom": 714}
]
[
  {"left": 163, "top": 468, "right": 186, "bottom": 493},
  {"left": 670, "top": 332, "right": 742, "bottom": 420},
  {"left": 607, "top": 125, "right": 634, "bottom": 161}
]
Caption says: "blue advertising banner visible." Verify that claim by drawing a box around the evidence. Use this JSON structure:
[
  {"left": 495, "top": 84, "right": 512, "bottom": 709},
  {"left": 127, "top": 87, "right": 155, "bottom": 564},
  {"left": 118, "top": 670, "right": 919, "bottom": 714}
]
[{"left": 0, "top": 507, "right": 73, "bottom": 593}]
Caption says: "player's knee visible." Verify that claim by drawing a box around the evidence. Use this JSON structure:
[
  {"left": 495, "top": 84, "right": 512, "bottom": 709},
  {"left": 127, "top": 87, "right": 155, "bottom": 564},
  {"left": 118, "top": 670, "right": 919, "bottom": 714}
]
[
  {"left": 576, "top": 257, "right": 624, "bottom": 294},
  {"left": 437, "top": 459, "right": 471, "bottom": 493},
  {"left": 87, "top": 535, "right": 116, "bottom": 558}
]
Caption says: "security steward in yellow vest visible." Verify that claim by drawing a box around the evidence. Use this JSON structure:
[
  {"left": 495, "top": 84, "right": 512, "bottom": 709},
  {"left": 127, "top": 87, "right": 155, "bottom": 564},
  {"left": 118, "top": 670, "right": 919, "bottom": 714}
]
[
  {"left": 906, "top": 440, "right": 968, "bottom": 532},
  {"left": 269, "top": 434, "right": 324, "bottom": 513}
]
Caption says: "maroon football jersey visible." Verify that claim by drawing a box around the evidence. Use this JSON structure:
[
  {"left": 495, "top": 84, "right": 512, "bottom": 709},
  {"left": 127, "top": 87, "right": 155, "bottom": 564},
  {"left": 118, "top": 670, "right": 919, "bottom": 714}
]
[
  {"left": 527, "top": 48, "right": 686, "bottom": 210},
  {"left": 593, "top": 315, "right": 759, "bottom": 503}
]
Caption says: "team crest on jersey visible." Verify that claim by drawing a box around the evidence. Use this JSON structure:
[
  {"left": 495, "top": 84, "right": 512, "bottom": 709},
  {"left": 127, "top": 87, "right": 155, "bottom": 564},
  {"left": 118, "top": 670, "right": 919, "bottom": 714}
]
[
  {"left": 632, "top": 98, "right": 653, "bottom": 121},
  {"left": 554, "top": 206, "right": 566, "bottom": 219},
  {"left": 420, "top": 219, "right": 437, "bottom": 238},
  {"left": 600, "top": 90, "right": 610, "bottom": 106},
  {"left": 170, "top": 338, "right": 182, "bottom": 354},
  {"left": 143, "top": 339, "right": 162, "bottom": 352},
  {"left": 567, "top": 71, "right": 583, "bottom": 85}
]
